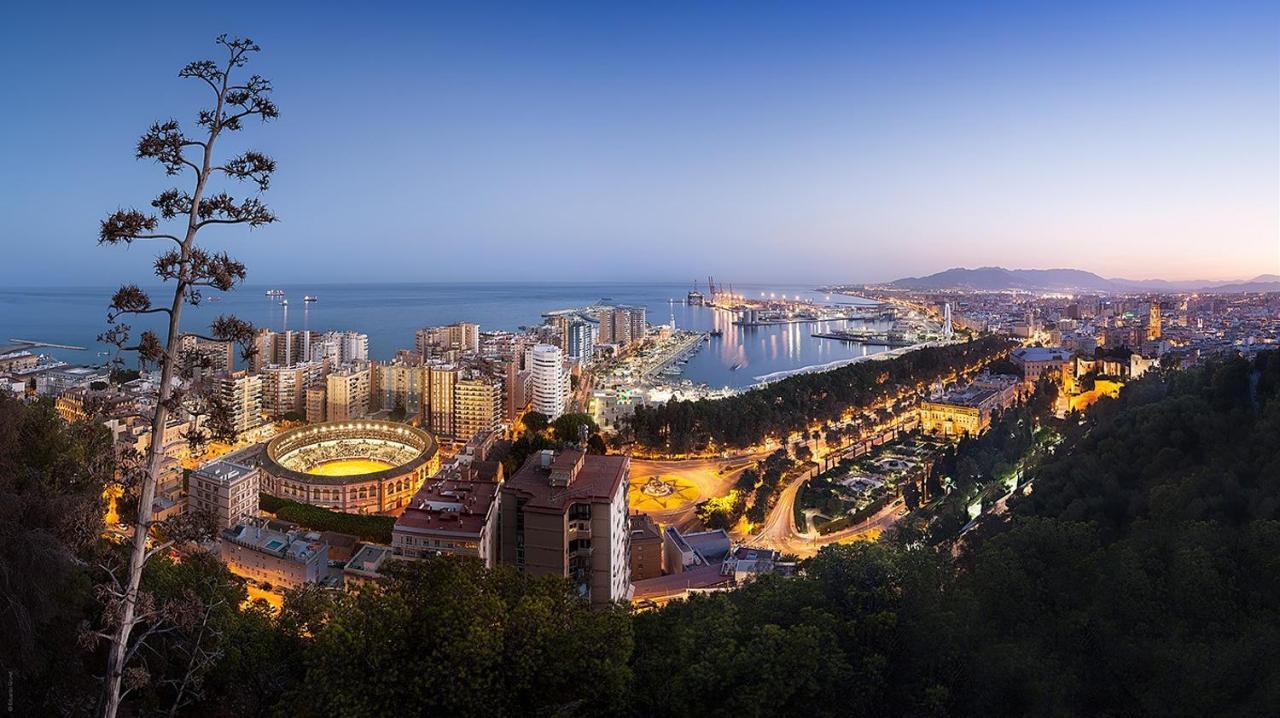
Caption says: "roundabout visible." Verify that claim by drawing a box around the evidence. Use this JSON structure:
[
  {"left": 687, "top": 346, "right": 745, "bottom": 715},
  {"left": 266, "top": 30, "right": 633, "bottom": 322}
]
[{"left": 628, "top": 472, "right": 701, "bottom": 513}]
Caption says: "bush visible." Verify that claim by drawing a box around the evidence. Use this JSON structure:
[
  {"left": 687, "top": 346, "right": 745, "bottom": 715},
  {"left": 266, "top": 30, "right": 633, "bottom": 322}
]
[
  {"left": 816, "top": 493, "right": 892, "bottom": 535},
  {"left": 258, "top": 494, "right": 395, "bottom": 543}
]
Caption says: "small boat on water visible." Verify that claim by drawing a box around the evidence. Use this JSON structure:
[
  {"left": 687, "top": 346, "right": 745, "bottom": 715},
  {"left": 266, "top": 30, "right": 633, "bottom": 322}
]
[
  {"left": 265, "top": 289, "right": 285, "bottom": 297},
  {"left": 304, "top": 296, "right": 318, "bottom": 303},
  {"left": 730, "top": 362, "right": 743, "bottom": 371}
]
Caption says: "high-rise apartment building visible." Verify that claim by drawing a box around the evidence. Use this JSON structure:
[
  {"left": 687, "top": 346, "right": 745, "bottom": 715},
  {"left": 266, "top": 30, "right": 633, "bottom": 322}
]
[
  {"left": 416, "top": 322, "right": 480, "bottom": 359},
  {"left": 214, "top": 370, "right": 263, "bottom": 437},
  {"left": 566, "top": 318, "right": 598, "bottom": 361},
  {"left": 528, "top": 344, "right": 566, "bottom": 419},
  {"left": 312, "top": 331, "right": 369, "bottom": 367},
  {"left": 595, "top": 306, "right": 646, "bottom": 347},
  {"left": 326, "top": 364, "right": 371, "bottom": 421},
  {"left": 178, "top": 334, "right": 234, "bottom": 377},
  {"left": 500, "top": 450, "right": 632, "bottom": 604},
  {"left": 374, "top": 360, "right": 425, "bottom": 418},
  {"left": 426, "top": 363, "right": 459, "bottom": 438},
  {"left": 454, "top": 373, "right": 502, "bottom": 440},
  {"left": 305, "top": 383, "right": 327, "bottom": 423},
  {"left": 260, "top": 361, "right": 327, "bottom": 418},
  {"left": 252, "top": 329, "right": 317, "bottom": 371},
  {"left": 188, "top": 459, "right": 259, "bottom": 529}
]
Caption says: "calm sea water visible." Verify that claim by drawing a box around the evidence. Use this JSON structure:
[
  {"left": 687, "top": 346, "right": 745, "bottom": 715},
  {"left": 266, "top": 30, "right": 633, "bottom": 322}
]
[{"left": 0, "top": 282, "right": 884, "bottom": 390}]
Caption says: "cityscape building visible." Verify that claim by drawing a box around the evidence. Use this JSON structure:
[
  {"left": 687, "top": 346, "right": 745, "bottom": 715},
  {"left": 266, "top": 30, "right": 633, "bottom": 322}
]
[
  {"left": 500, "top": 449, "right": 632, "bottom": 604},
  {"left": 214, "top": 370, "right": 264, "bottom": 436},
  {"left": 188, "top": 459, "right": 260, "bottom": 529},
  {"left": 326, "top": 364, "right": 372, "bottom": 421},
  {"left": 220, "top": 517, "right": 331, "bottom": 589},
  {"left": 527, "top": 343, "right": 567, "bottom": 419}
]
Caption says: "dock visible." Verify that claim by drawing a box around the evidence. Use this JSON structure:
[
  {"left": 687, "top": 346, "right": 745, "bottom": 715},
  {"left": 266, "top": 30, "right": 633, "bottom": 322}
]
[
  {"left": 7, "top": 339, "right": 87, "bottom": 351},
  {"left": 811, "top": 331, "right": 916, "bottom": 347},
  {"left": 640, "top": 332, "right": 707, "bottom": 380}
]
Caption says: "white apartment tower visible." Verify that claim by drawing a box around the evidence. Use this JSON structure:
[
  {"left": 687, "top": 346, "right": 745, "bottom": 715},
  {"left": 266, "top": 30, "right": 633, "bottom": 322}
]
[
  {"left": 312, "top": 331, "right": 370, "bottom": 367},
  {"left": 528, "top": 344, "right": 567, "bottom": 420}
]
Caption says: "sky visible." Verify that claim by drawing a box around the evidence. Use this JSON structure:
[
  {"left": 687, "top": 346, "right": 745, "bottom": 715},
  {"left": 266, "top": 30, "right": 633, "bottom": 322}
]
[{"left": 1, "top": 0, "right": 1276, "bottom": 286}]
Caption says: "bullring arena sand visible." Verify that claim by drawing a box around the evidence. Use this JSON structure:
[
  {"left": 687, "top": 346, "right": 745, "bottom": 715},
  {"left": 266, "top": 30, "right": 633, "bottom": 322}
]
[{"left": 307, "top": 459, "right": 396, "bottom": 476}]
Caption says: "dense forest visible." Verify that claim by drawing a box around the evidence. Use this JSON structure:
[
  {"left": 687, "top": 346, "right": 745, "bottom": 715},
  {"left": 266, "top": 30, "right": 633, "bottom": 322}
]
[
  {"left": 3, "top": 350, "right": 1279, "bottom": 716},
  {"left": 628, "top": 335, "right": 1011, "bottom": 454}
]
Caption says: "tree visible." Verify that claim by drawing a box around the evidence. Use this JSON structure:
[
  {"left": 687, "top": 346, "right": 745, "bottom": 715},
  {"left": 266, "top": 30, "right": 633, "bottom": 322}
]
[
  {"left": 586, "top": 433, "right": 608, "bottom": 455},
  {"left": 0, "top": 396, "right": 113, "bottom": 714},
  {"left": 388, "top": 399, "right": 407, "bottom": 422},
  {"left": 551, "top": 412, "right": 597, "bottom": 443},
  {"left": 292, "top": 558, "right": 631, "bottom": 716},
  {"left": 109, "top": 367, "right": 142, "bottom": 385},
  {"left": 521, "top": 411, "right": 549, "bottom": 434},
  {"left": 94, "top": 35, "right": 277, "bottom": 718}
]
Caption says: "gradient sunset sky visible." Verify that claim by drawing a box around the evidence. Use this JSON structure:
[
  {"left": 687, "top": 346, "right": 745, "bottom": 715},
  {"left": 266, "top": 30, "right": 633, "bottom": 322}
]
[{"left": 1, "top": 0, "right": 1276, "bottom": 285}]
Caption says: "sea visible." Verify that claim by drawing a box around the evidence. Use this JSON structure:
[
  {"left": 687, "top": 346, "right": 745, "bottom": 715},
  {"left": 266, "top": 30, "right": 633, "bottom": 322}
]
[{"left": 0, "top": 282, "right": 887, "bottom": 390}]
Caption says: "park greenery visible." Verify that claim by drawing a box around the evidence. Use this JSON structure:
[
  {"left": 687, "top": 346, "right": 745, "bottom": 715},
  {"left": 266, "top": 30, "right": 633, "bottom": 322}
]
[
  {"left": 503, "top": 411, "right": 608, "bottom": 476},
  {"left": 798, "top": 455, "right": 899, "bottom": 536},
  {"left": 900, "top": 374, "right": 1062, "bottom": 543},
  {"left": 628, "top": 335, "right": 1012, "bottom": 454},
  {"left": 696, "top": 448, "right": 804, "bottom": 530},
  {"left": 258, "top": 494, "right": 395, "bottom": 544},
  {"left": 4, "top": 350, "right": 1279, "bottom": 716}
]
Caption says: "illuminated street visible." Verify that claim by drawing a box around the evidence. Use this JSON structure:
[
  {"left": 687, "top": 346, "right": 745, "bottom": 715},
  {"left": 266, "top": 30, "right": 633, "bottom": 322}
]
[{"left": 628, "top": 454, "right": 763, "bottom": 530}]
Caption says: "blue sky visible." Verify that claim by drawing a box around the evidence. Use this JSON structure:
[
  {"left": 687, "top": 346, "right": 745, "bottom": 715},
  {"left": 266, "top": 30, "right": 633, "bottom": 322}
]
[{"left": 1, "top": 0, "right": 1276, "bottom": 285}]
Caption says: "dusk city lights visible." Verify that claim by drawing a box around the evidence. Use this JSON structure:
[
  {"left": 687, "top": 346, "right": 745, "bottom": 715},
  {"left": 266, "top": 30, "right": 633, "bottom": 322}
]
[{"left": 1, "top": 2, "right": 1278, "bottom": 716}]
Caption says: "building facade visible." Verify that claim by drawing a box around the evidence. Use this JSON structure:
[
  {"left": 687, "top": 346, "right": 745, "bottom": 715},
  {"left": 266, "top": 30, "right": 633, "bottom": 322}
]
[
  {"left": 1010, "top": 347, "right": 1072, "bottom": 384},
  {"left": 426, "top": 363, "right": 458, "bottom": 438},
  {"left": 215, "top": 370, "right": 263, "bottom": 437},
  {"left": 188, "top": 459, "right": 260, "bottom": 529},
  {"left": 220, "top": 518, "right": 330, "bottom": 589},
  {"left": 500, "top": 450, "right": 632, "bottom": 604},
  {"left": 629, "top": 513, "right": 664, "bottom": 581},
  {"left": 260, "top": 361, "right": 327, "bottom": 418},
  {"left": 528, "top": 344, "right": 566, "bottom": 420},
  {"left": 454, "top": 374, "right": 502, "bottom": 440},
  {"left": 326, "top": 364, "right": 371, "bottom": 421}
]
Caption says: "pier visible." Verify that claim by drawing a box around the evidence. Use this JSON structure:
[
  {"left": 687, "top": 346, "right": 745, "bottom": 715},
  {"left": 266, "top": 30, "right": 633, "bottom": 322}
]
[
  {"left": 812, "top": 330, "right": 916, "bottom": 347},
  {"left": 7, "top": 339, "right": 87, "bottom": 351},
  {"left": 641, "top": 331, "right": 708, "bottom": 380}
]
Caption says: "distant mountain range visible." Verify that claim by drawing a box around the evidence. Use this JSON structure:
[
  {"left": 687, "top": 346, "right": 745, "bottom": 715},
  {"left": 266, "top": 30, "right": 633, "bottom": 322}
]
[{"left": 884, "top": 267, "right": 1280, "bottom": 293}]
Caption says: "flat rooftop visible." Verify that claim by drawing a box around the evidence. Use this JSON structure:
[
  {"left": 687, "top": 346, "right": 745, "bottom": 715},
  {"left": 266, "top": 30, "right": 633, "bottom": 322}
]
[
  {"left": 193, "top": 459, "right": 255, "bottom": 485},
  {"left": 504, "top": 450, "right": 629, "bottom": 514},
  {"left": 223, "top": 520, "right": 325, "bottom": 563},
  {"left": 1012, "top": 347, "right": 1071, "bottom": 363},
  {"left": 933, "top": 384, "right": 1000, "bottom": 407},
  {"left": 345, "top": 544, "right": 393, "bottom": 575},
  {"left": 394, "top": 475, "right": 499, "bottom": 537}
]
